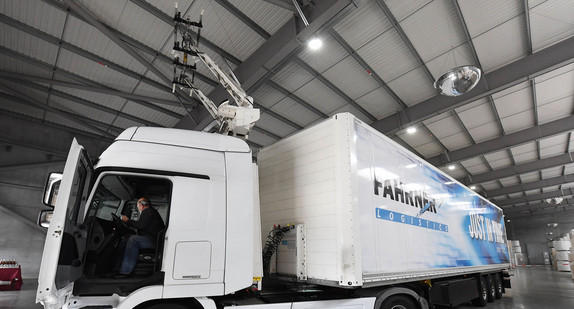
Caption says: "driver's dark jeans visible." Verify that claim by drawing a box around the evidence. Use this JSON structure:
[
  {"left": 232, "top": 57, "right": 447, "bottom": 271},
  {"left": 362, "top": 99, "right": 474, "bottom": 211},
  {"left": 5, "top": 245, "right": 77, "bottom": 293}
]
[{"left": 115, "top": 236, "right": 155, "bottom": 275}]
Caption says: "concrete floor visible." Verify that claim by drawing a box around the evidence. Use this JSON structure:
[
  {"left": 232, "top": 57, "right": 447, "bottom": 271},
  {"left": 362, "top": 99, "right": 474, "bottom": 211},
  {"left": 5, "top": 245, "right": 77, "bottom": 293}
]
[{"left": 1, "top": 266, "right": 573, "bottom": 309}]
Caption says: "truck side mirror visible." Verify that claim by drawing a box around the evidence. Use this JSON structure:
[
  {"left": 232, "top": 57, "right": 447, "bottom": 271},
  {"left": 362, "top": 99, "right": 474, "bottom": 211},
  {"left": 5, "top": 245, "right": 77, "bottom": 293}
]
[
  {"left": 43, "top": 173, "right": 62, "bottom": 208},
  {"left": 38, "top": 209, "right": 54, "bottom": 228}
]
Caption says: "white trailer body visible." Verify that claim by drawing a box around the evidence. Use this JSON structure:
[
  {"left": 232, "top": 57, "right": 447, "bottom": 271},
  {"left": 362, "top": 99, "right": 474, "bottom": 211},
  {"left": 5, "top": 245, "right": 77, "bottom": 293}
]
[{"left": 259, "top": 113, "right": 510, "bottom": 287}]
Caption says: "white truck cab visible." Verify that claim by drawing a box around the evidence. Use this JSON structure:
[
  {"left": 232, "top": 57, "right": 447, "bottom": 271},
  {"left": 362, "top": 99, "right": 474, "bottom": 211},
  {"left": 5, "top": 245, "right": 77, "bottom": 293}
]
[{"left": 37, "top": 127, "right": 255, "bottom": 309}]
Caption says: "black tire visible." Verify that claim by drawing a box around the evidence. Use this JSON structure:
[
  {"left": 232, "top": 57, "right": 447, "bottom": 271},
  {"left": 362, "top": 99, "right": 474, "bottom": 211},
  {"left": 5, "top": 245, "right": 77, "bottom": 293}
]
[
  {"left": 471, "top": 275, "right": 488, "bottom": 307},
  {"left": 144, "top": 303, "right": 188, "bottom": 309},
  {"left": 485, "top": 274, "right": 496, "bottom": 302},
  {"left": 380, "top": 295, "right": 418, "bottom": 309},
  {"left": 493, "top": 273, "right": 503, "bottom": 299}
]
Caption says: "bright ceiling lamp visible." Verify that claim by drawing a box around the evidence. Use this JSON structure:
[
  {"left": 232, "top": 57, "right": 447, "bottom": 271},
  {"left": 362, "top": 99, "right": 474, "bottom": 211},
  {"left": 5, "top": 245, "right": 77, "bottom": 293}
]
[
  {"left": 308, "top": 38, "right": 322, "bottom": 50},
  {"left": 545, "top": 197, "right": 563, "bottom": 205},
  {"left": 434, "top": 65, "right": 482, "bottom": 97},
  {"left": 406, "top": 126, "right": 417, "bottom": 134}
]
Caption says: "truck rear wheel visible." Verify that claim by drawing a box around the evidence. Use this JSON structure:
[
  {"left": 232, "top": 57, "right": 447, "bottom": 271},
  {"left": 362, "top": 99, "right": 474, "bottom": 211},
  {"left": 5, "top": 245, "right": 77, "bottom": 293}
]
[
  {"left": 485, "top": 275, "right": 496, "bottom": 302},
  {"left": 493, "top": 273, "right": 503, "bottom": 299},
  {"left": 380, "top": 295, "right": 418, "bottom": 309},
  {"left": 471, "top": 276, "right": 488, "bottom": 307}
]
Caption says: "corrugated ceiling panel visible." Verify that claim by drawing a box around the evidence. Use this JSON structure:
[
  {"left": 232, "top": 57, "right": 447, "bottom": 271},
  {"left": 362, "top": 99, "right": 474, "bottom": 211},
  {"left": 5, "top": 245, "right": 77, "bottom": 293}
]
[
  {"left": 230, "top": 0, "right": 292, "bottom": 35},
  {"left": 539, "top": 133, "right": 568, "bottom": 159},
  {"left": 255, "top": 112, "right": 296, "bottom": 138},
  {"left": 396, "top": 130, "right": 442, "bottom": 158},
  {"left": 293, "top": 78, "right": 347, "bottom": 114},
  {"left": 399, "top": 0, "right": 467, "bottom": 62},
  {"left": 385, "top": 0, "right": 432, "bottom": 22},
  {"left": 510, "top": 141, "right": 538, "bottom": 164},
  {"left": 0, "top": 94, "right": 44, "bottom": 119},
  {"left": 535, "top": 63, "right": 574, "bottom": 82},
  {"left": 493, "top": 83, "right": 535, "bottom": 134},
  {"left": 458, "top": 0, "right": 522, "bottom": 37},
  {"left": 461, "top": 157, "right": 490, "bottom": 174},
  {"left": 112, "top": 116, "right": 146, "bottom": 130},
  {"left": 50, "top": 96, "right": 117, "bottom": 125},
  {"left": 413, "top": 141, "right": 443, "bottom": 158},
  {"left": 0, "top": 80, "right": 48, "bottom": 103},
  {"left": 570, "top": 135, "right": 574, "bottom": 152},
  {"left": 44, "top": 112, "right": 101, "bottom": 136},
  {"left": 270, "top": 61, "right": 315, "bottom": 93},
  {"left": 321, "top": 55, "right": 379, "bottom": 100},
  {"left": 0, "top": 55, "right": 54, "bottom": 79},
  {"left": 473, "top": 16, "right": 528, "bottom": 73},
  {"left": 425, "top": 115, "right": 473, "bottom": 150},
  {"left": 269, "top": 97, "right": 322, "bottom": 128},
  {"left": 535, "top": 68, "right": 574, "bottom": 124},
  {"left": 484, "top": 150, "right": 512, "bottom": 169},
  {"left": 499, "top": 176, "right": 520, "bottom": 187},
  {"left": 0, "top": 26, "right": 59, "bottom": 65},
  {"left": 529, "top": 0, "right": 574, "bottom": 52},
  {"left": 356, "top": 28, "right": 419, "bottom": 82},
  {"left": 146, "top": 0, "right": 194, "bottom": 15},
  {"left": 564, "top": 163, "right": 574, "bottom": 174},
  {"left": 62, "top": 16, "right": 148, "bottom": 75},
  {"left": 519, "top": 171, "right": 540, "bottom": 183},
  {"left": 333, "top": 0, "right": 392, "bottom": 49},
  {"left": 51, "top": 86, "right": 127, "bottom": 111},
  {"left": 506, "top": 192, "right": 522, "bottom": 199},
  {"left": 76, "top": 0, "right": 125, "bottom": 28},
  {"left": 387, "top": 67, "right": 436, "bottom": 106},
  {"left": 0, "top": 0, "right": 67, "bottom": 38},
  {"left": 355, "top": 87, "right": 400, "bottom": 120},
  {"left": 440, "top": 165, "right": 466, "bottom": 179},
  {"left": 115, "top": 1, "right": 173, "bottom": 51},
  {"left": 542, "top": 166, "right": 564, "bottom": 179},
  {"left": 330, "top": 104, "right": 372, "bottom": 124},
  {"left": 467, "top": 123, "right": 501, "bottom": 144},
  {"left": 480, "top": 180, "right": 500, "bottom": 191},
  {"left": 298, "top": 34, "right": 348, "bottom": 74},
  {"left": 188, "top": 0, "right": 265, "bottom": 62},
  {"left": 425, "top": 43, "right": 476, "bottom": 80},
  {"left": 57, "top": 49, "right": 139, "bottom": 93},
  {"left": 120, "top": 100, "right": 177, "bottom": 127},
  {"left": 456, "top": 100, "right": 495, "bottom": 129},
  {"left": 247, "top": 128, "right": 277, "bottom": 148},
  {"left": 524, "top": 189, "right": 541, "bottom": 196},
  {"left": 133, "top": 80, "right": 194, "bottom": 109},
  {"left": 440, "top": 132, "right": 473, "bottom": 152},
  {"left": 252, "top": 84, "right": 286, "bottom": 109},
  {"left": 542, "top": 185, "right": 560, "bottom": 193}
]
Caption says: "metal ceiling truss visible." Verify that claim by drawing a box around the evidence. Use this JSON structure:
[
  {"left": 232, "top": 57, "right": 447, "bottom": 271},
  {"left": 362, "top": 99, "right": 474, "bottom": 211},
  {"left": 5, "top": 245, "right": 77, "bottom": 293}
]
[
  {"left": 214, "top": 0, "right": 271, "bottom": 39},
  {"left": 487, "top": 173, "right": 574, "bottom": 198},
  {"left": 0, "top": 47, "right": 184, "bottom": 119},
  {"left": 427, "top": 114, "right": 574, "bottom": 167},
  {"left": 371, "top": 35, "right": 574, "bottom": 135},
  {"left": 0, "top": 86, "right": 115, "bottom": 138},
  {"left": 459, "top": 151, "right": 574, "bottom": 185},
  {"left": 497, "top": 187, "right": 574, "bottom": 207},
  {"left": 266, "top": 80, "right": 328, "bottom": 118}
]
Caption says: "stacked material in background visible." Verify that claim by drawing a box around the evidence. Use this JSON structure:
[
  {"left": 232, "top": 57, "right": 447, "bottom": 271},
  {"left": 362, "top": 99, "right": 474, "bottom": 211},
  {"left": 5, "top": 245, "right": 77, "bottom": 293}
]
[
  {"left": 507, "top": 241, "right": 515, "bottom": 268},
  {"left": 553, "top": 239, "right": 571, "bottom": 272},
  {"left": 570, "top": 231, "right": 574, "bottom": 278},
  {"left": 509, "top": 240, "right": 525, "bottom": 266},
  {"left": 548, "top": 241, "right": 556, "bottom": 269}
]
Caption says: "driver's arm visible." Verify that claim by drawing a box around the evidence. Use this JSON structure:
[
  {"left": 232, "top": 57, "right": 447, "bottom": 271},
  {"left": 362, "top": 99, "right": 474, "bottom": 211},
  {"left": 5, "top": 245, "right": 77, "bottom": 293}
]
[{"left": 125, "top": 210, "right": 152, "bottom": 230}]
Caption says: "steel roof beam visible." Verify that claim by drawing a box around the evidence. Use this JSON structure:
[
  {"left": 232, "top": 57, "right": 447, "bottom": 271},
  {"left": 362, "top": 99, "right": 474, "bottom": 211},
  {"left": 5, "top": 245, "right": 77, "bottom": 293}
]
[
  {"left": 21, "top": 82, "right": 161, "bottom": 127},
  {"left": 0, "top": 47, "right": 184, "bottom": 118},
  {"left": 458, "top": 151, "right": 574, "bottom": 185},
  {"left": 0, "top": 86, "right": 115, "bottom": 139},
  {"left": 495, "top": 187, "right": 574, "bottom": 207},
  {"left": 487, "top": 173, "right": 574, "bottom": 198},
  {"left": 0, "top": 71, "right": 184, "bottom": 108},
  {"left": 371, "top": 35, "right": 574, "bottom": 135},
  {"left": 267, "top": 80, "right": 328, "bottom": 118},
  {"left": 293, "top": 57, "right": 376, "bottom": 122},
  {"left": 177, "top": 0, "right": 362, "bottom": 131},
  {"left": 427, "top": 114, "right": 574, "bottom": 167},
  {"left": 329, "top": 29, "right": 407, "bottom": 112},
  {"left": 263, "top": 0, "right": 297, "bottom": 12},
  {"left": 215, "top": 0, "right": 271, "bottom": 39}
]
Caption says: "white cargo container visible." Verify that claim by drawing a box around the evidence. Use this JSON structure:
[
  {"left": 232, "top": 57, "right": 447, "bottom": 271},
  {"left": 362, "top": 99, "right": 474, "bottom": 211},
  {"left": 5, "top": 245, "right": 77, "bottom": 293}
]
[
  {"left": 36, "top": 114, "right": 511, "bottom": 309},
  {"left": 259, "top": 114, "right": 510, "bottom": 286}
]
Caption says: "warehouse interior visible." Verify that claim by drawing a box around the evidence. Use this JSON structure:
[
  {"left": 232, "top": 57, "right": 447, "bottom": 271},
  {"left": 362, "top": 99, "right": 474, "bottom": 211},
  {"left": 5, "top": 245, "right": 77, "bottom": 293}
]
[{"left": 0, "top": 0, "right": 574, "bottom": 307}]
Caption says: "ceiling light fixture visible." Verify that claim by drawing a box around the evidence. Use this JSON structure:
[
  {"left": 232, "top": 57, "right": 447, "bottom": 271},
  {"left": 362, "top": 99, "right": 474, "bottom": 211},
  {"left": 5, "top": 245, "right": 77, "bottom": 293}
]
[
  {"left": 406, "top": 126, "right": 417, "bottom": 134},
  {"left": 308, "top": 38, "right": 322, "bottom": 50},
  {"left": 547, "top": 223, "right": 558, "bottom": 228},
  {"left": 448, "top": 165, "right": 456, "bottom": 170},
  {"left": 434, "top": 65, "right": 482, "bottom": 96},
  {"left": 470, "top": 185, "right": 476, "bottom": 190},
  {"left": 544, "top": 197, "right": 563, "bottom": 205}
]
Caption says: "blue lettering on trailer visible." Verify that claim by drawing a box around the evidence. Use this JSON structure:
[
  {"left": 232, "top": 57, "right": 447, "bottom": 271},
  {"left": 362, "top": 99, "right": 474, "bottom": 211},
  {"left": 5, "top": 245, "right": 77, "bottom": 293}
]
[{"left": 376, "top": 208, "right": 448, "bottom": 232}]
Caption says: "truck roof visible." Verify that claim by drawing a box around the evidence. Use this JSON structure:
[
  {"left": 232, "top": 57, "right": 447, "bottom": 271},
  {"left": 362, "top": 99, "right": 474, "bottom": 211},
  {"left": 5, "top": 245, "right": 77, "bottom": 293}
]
[{"left": 117, "top": 127, "right": 250, "bottom": 153}]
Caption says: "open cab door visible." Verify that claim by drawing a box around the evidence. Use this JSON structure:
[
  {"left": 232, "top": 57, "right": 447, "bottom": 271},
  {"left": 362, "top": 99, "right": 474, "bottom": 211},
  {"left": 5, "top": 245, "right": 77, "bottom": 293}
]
[{"left": 37, "top": 139, "right": 93, "bottom": 309}]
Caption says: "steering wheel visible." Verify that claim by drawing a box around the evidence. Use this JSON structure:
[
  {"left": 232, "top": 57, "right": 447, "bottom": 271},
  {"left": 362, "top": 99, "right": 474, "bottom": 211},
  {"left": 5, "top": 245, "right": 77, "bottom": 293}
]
[{"left": 111, "top": 213, "right": 135, "bottom": 236}]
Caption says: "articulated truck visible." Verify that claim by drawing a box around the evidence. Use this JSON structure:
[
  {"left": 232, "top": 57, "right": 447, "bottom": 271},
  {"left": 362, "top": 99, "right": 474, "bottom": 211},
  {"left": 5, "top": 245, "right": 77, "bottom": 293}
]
[{"left": 37, "top": 113, "right": 511, "bottom": 309}]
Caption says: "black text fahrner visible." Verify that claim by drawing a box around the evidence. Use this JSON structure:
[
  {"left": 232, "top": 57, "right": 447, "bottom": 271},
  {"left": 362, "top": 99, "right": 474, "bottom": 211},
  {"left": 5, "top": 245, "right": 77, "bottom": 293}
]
[{"left": 374, "top": 178, "right": 437, "bottom": 214}]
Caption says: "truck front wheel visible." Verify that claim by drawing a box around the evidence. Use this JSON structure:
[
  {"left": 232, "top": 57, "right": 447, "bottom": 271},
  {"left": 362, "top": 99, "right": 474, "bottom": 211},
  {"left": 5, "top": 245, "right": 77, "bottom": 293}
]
[
  {"left": 380, "top": 295, "right": 418, "bottom": 309},
  {"left": 471, "top": 276, "right": 488, "bottom": 307}
]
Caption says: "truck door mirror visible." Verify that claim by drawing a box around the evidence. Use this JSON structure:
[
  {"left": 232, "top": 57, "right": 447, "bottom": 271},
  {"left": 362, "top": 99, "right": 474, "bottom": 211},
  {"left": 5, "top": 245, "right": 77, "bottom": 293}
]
[
  {"left": 43, "top": 173, "right": 63, "bottom": 208},
  {"left": 38, "top": 209, "right": 54, "bottom": 228}
]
